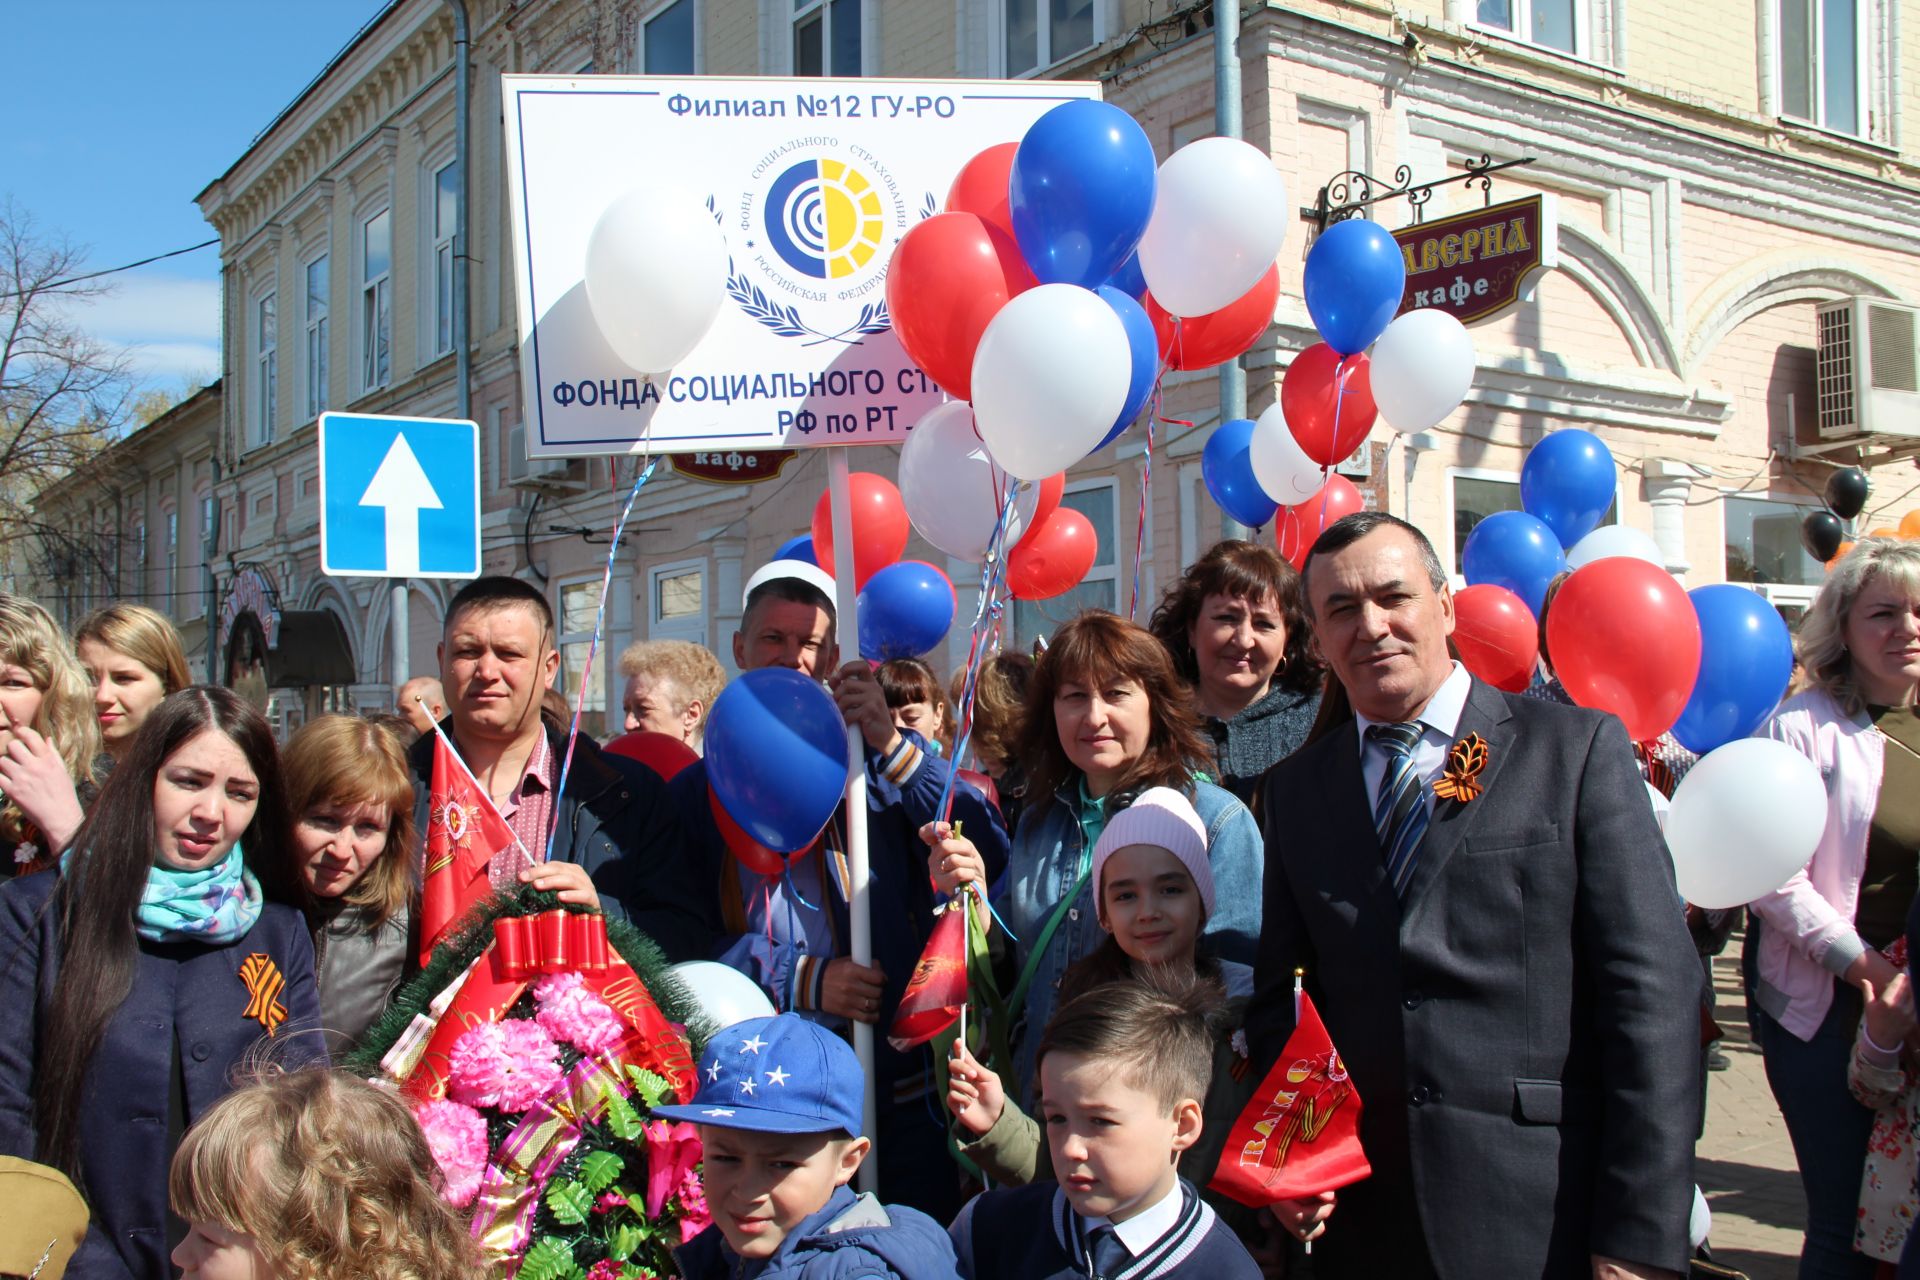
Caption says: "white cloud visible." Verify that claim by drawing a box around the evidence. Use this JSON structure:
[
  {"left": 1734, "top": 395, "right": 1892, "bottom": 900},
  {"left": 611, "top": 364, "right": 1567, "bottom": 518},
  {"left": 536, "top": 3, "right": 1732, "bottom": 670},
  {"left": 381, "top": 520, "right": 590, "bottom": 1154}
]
[
  {"left": 61, "top": 273, "right": 221, "bottom": 345},
  {"left": 117, "top": 340, "right": 221, "bottom": 386}
]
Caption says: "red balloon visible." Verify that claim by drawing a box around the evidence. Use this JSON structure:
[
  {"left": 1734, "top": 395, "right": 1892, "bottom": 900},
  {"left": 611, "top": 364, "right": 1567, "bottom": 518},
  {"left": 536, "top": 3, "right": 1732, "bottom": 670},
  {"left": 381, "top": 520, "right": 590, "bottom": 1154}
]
[
  {"left": 709, "top": 785, "right": 790, "bottom": 879},
  {"left": 1545, "top": 558, "right": 1703, "bottom": 743},
  {"left": 604, "top": 731, "right": 699, "bottom": 781},
  {"left": 813, "top": 473, "right": 909, "bottom": 590},
  {"left": 956, "top": 767, "right": 1001, "bottom": 816},
  {"left": 1283, "top": 344, "right": 1378, "bottom": 466},
  {"left": 1007, "top": 508, "right": 1097, "bottom": 600},
  {"left": 1452, "top": 585, "right": 1539, "bottom": 694},
  {"left": 1273, "top": 476, "right": 1364, "bottom": 569},
  {"left": 1015, "top": 472, "right": 1066, "bottom": 549},
  {"left": 945, "top": 142, "right": 1019, "bottom": 242},
  {"left": 1146, "top": 263, "right": 1281, "bottom": 371},
  {"left": 885, "top": 212, "right": 1036, "bottom": 400}
]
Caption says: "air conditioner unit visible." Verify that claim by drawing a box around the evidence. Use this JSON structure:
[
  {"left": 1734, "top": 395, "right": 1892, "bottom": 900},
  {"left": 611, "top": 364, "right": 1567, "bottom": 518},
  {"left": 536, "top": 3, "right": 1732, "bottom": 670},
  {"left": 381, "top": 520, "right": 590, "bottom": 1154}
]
[
  {"left": 506, "top": 424, "right": 587, "bottom": 494},
  {"left": 1815, "top": 298, "right": 1920, "bottom": 440}
]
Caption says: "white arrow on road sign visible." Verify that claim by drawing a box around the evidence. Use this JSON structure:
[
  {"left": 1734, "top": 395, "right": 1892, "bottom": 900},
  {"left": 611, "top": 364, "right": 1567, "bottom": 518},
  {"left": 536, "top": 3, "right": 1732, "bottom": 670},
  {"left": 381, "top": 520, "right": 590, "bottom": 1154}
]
[{"left": 358, "top": 434, "right": 444, "bottom": 576}]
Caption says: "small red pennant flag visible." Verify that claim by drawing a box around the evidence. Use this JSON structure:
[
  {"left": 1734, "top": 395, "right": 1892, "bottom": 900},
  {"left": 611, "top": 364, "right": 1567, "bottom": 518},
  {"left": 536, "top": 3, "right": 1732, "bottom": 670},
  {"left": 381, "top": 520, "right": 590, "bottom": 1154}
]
[
  {"left": 1209, "top": 989, "right": 1371, "bottom": 1207},
  {"left": 419, "top": 732, "right": 518, "bottom": 966},
  {"left": 887, "top": 900, "right": 968, "bottom": 1052}
]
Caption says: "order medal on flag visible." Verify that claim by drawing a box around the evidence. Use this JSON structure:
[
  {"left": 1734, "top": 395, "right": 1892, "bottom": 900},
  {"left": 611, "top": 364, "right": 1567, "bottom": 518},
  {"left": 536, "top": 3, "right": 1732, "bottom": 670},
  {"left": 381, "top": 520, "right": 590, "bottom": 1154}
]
[{"left": 419, "top": 725, "right": 526, "bottom": 965}]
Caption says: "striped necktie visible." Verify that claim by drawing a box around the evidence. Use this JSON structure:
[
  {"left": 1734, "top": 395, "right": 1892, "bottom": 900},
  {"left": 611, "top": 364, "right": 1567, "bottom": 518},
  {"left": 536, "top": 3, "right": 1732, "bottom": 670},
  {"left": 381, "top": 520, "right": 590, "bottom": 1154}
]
[{"left": 1369, "top": 721, "right": 1429, "bottom": 898}]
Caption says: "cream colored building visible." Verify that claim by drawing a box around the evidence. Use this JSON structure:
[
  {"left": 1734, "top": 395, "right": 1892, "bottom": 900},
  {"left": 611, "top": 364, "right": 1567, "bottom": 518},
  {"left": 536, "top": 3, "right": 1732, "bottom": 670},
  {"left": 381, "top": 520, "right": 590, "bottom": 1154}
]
[{"left": 66, "top": 0, "right": 1920, "bottom": 733}]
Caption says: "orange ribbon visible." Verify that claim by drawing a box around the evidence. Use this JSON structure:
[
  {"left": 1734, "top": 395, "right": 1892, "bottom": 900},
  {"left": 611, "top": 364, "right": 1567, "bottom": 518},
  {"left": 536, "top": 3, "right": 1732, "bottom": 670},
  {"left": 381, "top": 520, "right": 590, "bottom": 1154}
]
[
  {"left": 238, "top": 953, "right": 287, "bottom": 1037},
  {"left": 1433, "top": 732, "right": 1490, "bottom": 804}
]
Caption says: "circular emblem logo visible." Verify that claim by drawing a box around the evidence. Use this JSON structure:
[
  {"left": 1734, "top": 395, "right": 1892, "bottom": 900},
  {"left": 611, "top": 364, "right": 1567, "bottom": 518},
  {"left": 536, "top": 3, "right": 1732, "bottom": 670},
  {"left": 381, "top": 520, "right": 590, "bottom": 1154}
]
[{"left": 763, "top": 158, "right": 887, "bottom": 281}]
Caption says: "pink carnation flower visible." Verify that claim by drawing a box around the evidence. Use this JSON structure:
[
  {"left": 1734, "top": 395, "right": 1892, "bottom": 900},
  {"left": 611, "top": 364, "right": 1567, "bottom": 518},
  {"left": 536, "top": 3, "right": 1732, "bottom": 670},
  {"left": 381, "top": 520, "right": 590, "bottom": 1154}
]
[
  {"left": 675, "top": 1169, "right": 711, "bottom": 1243},
  {"left": 643, "top": 1120, "right": 705, "bottom": 1221},
  {"left": 533, "top": 971, "right": 628, "bottom": 1055},
  {"left": 412, "top": 1099, "right": 488, "bottom": 1208},
  {"left": 448, "top": 1018, "right": 564, "bottom": 1113}
]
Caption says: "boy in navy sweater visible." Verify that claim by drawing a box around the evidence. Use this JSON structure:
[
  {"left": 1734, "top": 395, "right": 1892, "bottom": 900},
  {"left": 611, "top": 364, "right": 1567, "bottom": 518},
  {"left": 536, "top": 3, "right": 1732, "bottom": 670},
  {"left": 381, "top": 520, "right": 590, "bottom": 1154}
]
[
  {"left": 658, "top": 1013, "right": 960, "bottom": 1280},
  {"left": 949, "top": 976, "right": 1261, "bottom": 1280}
]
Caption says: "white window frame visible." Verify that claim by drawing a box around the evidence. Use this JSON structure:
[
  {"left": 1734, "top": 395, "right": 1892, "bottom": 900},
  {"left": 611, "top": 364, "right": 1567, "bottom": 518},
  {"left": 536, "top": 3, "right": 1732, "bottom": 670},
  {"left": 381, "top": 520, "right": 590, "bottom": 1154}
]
[
  {"left": 1720, "top": 490, "right": 1828, "bottom": 589},
  {"left": 791, "top": 0, "right": 866, "bottom": 76},
  {"left": 304, "top": 253, "right": 329, "bottom": 420},
  {"left": 429, "top": 159, "right": 457, "bottom": 360},
  {"left": 359, "top": 206, "right": 393, "bottom": 394},
  {"left": 638, "top": 0, "right": 701, "bottom": 74},
  {"left": 1772, "top": 0, "right": 1872, "bottom": 136},
  {"left": 648, "top": 557, "right": 709, "bottom": 645},
  {"left": 556, "top": 576, "right": 609, "bottom": 723},
  {"left": 990, "top": 0, "right": 1107, "bottom": 78},
  {"left": 1444, "top": 466, "right": 1622, "bottom": 581},
  {"left": 251, "top": 289, "right": 277, "bottom": 448},
  {"left": 1457, "top": 0, "right": 1601, "bottom": 61}
]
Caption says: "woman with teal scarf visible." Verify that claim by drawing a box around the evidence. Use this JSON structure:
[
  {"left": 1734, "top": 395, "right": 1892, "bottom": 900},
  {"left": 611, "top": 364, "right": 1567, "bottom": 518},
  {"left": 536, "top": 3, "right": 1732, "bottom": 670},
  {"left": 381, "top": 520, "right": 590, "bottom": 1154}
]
[{"left": 0, "top": 686, "right": 323, "bottom": 1280}]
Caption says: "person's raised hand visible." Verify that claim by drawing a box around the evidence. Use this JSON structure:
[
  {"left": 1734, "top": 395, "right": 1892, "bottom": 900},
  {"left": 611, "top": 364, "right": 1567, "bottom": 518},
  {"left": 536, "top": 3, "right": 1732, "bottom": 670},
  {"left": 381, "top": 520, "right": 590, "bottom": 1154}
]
[
  {"left": 821, "top": 957, "right": 887, "bottom": 1023},
  {"left": 519, "top": 860, "right": 602, "bottom": 910},
  {"left": 827, "top": 661, "right": 901, "bottom": 756},
  {"left": 921, "top": 821, "right": 987, "bottom": 896},
  {"left": 0, "top": 725, "right": 84, "bottom": 852},
  {"left": 946, "top": 1040, "right": 1006, "bottom": 1137}
]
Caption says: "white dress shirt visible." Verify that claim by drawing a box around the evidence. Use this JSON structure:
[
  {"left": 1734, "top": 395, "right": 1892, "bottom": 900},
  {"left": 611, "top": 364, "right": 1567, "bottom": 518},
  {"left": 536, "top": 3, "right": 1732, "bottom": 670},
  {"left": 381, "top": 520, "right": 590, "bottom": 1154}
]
[
  {"left": 1353, "top": 661, "right": 1473, "bottom": 819},
  {"left": 1083, "top": 1177, "right": 1185, "bottom": 1259}
]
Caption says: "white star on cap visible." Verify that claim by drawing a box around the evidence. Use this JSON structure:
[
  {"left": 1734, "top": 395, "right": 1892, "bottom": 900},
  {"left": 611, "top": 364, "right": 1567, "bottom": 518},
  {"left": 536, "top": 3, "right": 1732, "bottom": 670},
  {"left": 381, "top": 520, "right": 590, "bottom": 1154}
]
[
  {"left": 702, "top": 1107, "right": 737, "bottom": 1118},
  {"left": 765, "top": 1065, "right": 791, "bottom": 1087},
  {"left": 739, "top": 1034, "right": 768, "bottom": 1055},
  {"left": 705, "top": 1059, "right": 724, "bottom": 1083},
  {"left": 738, "top": 1077, "right": 758, "bottom": 1096}
]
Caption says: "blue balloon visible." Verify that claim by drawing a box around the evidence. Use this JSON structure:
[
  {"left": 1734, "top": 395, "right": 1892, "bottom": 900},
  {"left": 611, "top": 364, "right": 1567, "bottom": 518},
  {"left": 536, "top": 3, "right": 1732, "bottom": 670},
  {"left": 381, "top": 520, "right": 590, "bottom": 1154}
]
[
  {"left": 857, "top": 560, "right": 956, "bottom": 660},
  {"left": 704, "top": 668, "right": 849, "bottom": 853},
  {"left": 1670, "top": 585, "right": 1794, "bottom": 755},
  {"left": 1093, "top": 285, "right": 1159, "bottom": 451},
  {"left": 1461, "top": 511, "right": 1565, "bottom": 617},
  {"left": 1106, "top": 251, "right": 1148, "bottom": 299},
  {"left": 1302, "top": 219, "right": 1408, "bottom": 355},
  {"left": 772, "top": 534, "right": 817, "bottom": 566},
  {"left": 1521, "top": 430, "right": 1617, "bottom": 549},
  {"left": 1010, "top": 100, "right": 1158, "bottom": 288},
  {"left": 1201, "top": 418, "right": 1279, "bottom": 530}
]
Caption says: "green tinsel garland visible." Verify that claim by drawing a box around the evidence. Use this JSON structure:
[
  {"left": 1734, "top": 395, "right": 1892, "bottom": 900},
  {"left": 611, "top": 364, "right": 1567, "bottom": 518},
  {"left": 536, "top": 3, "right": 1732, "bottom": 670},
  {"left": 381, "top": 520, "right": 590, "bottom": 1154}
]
[{"left": 344, "top": 886, "right": 714, "bottom": 1077}]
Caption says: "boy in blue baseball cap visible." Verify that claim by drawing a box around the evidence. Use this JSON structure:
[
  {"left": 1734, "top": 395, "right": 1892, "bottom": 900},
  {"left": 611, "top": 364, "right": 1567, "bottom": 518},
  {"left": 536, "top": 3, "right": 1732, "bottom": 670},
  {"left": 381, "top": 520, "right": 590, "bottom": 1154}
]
[{"left": 657, "top": 1013, "right": 962, "bottom": 1279}]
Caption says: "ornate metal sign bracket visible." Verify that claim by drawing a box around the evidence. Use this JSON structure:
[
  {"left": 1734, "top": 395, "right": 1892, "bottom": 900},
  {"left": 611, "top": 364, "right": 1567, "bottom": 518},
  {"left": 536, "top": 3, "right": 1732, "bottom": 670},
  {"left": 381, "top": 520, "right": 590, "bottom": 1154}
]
[{"left": 1302, "top": 156, "right": 1536, "bottom": 229}]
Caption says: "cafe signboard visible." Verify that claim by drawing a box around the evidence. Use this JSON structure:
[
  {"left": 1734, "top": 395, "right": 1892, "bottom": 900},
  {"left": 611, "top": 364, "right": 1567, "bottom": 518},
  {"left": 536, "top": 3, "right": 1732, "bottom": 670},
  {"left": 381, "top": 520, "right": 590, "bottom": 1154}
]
[
  {"left": 670, "top": 449, "right": 799, "bottom": 485},
  {"left": 1392, "top": 194, "right": 1558, "bottom": 325}
]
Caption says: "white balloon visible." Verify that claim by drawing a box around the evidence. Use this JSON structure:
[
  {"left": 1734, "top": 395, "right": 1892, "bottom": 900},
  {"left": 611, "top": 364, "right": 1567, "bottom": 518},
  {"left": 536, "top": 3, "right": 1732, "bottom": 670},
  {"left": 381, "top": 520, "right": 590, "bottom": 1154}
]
[
  {"left": 1664, "top": 738, "right": 1829, "bottom": 910},
  {"left": 899, "top": 401, "right": 1040, "bottom": 561},
  {"left": 1567, "top": 525, "right": 1665, "bottom": 570},
  {"left": 1249, "top": 402, "right": 1324, "bottom": 505},
  {"left": 1369, "top": 309, "right": 1477, "bottom": 434},
  {"left": 971, "top": 284, "right": 1131, "bottom": 482},
  {"left": 1137, "top": 137, "right": 1290, "bottom": 318},
  {"left": 584, "top": 187, "right": 729, "bottom": 374},
  {"left": 670, "top": 960, "right": 777, "bottom": 1030}
]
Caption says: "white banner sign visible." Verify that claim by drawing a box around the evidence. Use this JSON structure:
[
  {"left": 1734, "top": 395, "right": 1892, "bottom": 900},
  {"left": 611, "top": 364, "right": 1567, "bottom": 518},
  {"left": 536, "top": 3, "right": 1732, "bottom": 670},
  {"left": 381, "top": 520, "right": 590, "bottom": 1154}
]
[{"left": 502, "top": 75, "right": 1098, "bottom": 458}]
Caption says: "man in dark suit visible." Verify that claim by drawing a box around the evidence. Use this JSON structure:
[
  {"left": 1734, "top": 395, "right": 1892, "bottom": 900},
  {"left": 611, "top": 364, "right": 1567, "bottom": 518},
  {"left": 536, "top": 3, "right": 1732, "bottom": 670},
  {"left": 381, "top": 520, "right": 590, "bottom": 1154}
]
[{"left": 1246, "top": 513, "right": 1699, "bottom": 1279}]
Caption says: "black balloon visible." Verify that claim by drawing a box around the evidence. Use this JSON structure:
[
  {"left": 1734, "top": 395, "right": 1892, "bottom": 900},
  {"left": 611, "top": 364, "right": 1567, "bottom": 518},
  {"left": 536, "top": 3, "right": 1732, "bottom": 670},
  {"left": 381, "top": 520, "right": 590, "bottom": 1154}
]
[
  {"left": 1802, "top": 509, "right": 1846, "bottom": 562},
  {"left": 1824, "top": 467, "right": 1871, "bottom": 521}
]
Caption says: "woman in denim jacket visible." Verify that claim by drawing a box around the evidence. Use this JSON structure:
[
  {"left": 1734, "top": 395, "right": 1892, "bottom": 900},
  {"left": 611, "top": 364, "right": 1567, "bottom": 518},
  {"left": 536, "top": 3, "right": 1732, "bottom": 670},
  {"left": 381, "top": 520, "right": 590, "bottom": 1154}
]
[{"left": 931, "top": 610, "right": 1263, "bottom": 1105}]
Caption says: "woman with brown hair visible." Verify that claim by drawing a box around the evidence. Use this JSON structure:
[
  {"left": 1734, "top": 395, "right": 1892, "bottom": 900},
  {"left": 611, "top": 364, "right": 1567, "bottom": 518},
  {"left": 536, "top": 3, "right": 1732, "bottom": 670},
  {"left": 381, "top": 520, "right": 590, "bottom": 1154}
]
[
  {"left": 925, "top": 610, "right": 1263, "bottom": 1102},
  {"left": 0, "top": 596, "right": 102, "bottom": 873},
  {"left": 1149, "top": 539, "right": 1325, "bottom": 800},
  {"left": 74, "top": 605, "right": 192, "bottom": 767},
  {"left": 878, "top": 656, "right": 954, "bottom": 755},
  {"left": 281, "top": 715, "right": 418, "bottom": 1056}
]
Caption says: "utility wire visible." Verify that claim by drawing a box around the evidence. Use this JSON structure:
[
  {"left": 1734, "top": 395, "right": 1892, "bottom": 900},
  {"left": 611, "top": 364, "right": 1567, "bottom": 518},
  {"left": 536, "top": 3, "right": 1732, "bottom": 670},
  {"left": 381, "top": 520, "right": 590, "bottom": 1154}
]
[{"left": 1, "top": 238, "right": 220, "bottom": 299}]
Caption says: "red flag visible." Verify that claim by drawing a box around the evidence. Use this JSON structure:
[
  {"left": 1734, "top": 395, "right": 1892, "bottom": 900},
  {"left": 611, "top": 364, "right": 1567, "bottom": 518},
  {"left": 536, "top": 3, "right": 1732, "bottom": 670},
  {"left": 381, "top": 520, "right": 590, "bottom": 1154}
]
[
  {"left": 887, "top": 899, "right": 969, "bottom": 1051},
  {"left": 1209, "top": 990, "right": 1371, "bottom": 1207},
  {"left": 419, "top": 732, "right": 518, "bottom": 966}
]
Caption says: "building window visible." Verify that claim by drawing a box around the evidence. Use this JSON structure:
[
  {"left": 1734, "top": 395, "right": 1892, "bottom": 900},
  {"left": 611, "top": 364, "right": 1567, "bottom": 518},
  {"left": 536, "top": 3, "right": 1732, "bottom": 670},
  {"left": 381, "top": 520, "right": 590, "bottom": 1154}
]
[
  {"left": 1014, "top": 480, "right": 1117, "bottom": 642},
  {"left": 1003, "top": 0, "right": 1097, "bottom": 76},
  {"left": 431, "top": 163, "right": 457, "bottom": 358},
  {"left": 641, "top": 0, "right": 696, "bottom": 73},
  {"left": 253, "top": 291, "right": 277, "bottom": 447},
  {"left": 163, "top": 509, "right": 177, "bottom": 603},
  {"left": 1473, "top": 0, "right": 1583, "bottom": 55},
  {"left": 361, "top": 208, "right": 392, "bottom": 392},
  {"left": 305, "top": 254, "right": 329, "bottom": 419},
  {"left": 1447, "top": 470, "right": 1617, "bottom": 575},
  {"left": 1724, "top": 494, "right": 1825, "bottom": 587},
  {"left": 649, "top": 559, "right": 708, "bottom": 644},
  {"left": 795, "top": 0, "right": 861, "bottom": 75},
  {"left": 1778, "top": 0, "right": 1865, "bottom": 134},
  {"left": 557, "top": 579, "right": 608, "bottom": 735}
]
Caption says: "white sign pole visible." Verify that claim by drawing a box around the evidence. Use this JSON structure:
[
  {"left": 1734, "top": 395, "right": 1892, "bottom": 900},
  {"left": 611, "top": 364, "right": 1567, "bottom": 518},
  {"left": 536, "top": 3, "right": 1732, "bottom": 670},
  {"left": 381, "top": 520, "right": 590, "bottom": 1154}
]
[{"left": 828, "top": 447, "right": 878, "bottom": 1193}]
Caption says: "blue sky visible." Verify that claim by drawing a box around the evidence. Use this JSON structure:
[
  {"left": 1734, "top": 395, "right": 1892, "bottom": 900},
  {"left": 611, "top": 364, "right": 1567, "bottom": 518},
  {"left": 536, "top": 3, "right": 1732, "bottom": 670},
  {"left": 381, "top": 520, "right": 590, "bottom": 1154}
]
[{"left": 3, "top": 2, "right": 390, "bottom": 394}]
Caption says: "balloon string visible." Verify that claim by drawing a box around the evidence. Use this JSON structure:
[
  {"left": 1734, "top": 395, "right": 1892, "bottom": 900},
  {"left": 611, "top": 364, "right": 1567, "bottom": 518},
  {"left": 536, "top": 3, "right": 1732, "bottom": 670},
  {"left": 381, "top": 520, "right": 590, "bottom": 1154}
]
[
  {"left": 543, "top": 455, "right": 658, "bottom": 868},
  {"left": 1127, "top": 334, "right": 1177, "bottom": 621}
]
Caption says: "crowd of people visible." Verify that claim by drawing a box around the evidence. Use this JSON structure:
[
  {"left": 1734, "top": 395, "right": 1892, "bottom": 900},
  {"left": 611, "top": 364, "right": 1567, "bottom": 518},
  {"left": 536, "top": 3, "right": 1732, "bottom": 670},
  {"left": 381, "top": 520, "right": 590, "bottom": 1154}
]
[{"left": 0, "top": 516, "right": 1915, "bottom": 1280}]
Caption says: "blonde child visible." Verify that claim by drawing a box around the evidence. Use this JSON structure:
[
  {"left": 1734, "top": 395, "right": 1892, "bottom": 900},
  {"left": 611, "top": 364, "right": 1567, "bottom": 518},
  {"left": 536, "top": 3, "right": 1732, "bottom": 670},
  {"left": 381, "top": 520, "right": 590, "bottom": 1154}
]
[{"left": 169, "top": 1069, "right": 479, "bottom": 1280}]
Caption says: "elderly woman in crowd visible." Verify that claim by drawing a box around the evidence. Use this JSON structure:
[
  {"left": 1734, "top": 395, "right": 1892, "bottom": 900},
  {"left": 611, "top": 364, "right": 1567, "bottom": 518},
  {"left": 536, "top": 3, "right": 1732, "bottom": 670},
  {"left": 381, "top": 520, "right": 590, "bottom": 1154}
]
[
  {"left": 0, "top": 596, "right": 101, "bottom": 873},
  {"left": 74, "top": 604, "right": 192, "bottom": 768},
  {"left": 1149, "top": 540, "right": 1324, "bottom": 801},
  {"left": 616, "top": 639, "right": 727, "bottom": 750},
  {"left": 1750, "top": 536, "right": 1920, "bottom": 1279}
]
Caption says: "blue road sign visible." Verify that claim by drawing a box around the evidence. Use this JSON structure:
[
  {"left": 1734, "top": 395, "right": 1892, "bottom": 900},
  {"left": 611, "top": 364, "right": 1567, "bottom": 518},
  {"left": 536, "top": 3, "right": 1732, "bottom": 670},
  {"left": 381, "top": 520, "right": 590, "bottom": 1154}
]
[{"left": 318, "top": 412, "right": 481, "bottom": 579}]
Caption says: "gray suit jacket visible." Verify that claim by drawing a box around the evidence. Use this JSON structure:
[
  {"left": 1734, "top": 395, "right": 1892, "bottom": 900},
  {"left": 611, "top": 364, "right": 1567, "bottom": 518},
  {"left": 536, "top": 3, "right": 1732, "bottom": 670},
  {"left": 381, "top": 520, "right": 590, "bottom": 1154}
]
[{"left": 1246, "top": 678, "right": 1700, "bottom": 1279}]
